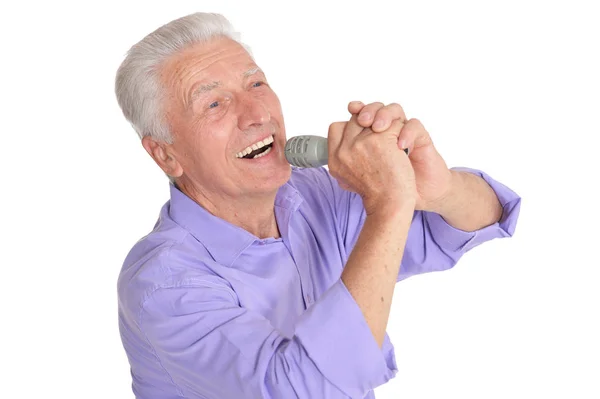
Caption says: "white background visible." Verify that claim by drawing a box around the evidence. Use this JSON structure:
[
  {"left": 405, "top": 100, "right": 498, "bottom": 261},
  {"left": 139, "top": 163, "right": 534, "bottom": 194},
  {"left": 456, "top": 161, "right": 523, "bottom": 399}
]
[{"left": 1, "top": 0, "right": 598, "bottom": 398}]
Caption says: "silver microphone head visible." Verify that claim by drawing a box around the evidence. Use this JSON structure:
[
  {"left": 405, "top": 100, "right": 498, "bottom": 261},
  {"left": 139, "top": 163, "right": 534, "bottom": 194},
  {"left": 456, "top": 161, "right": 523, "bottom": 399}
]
[{"left": 284, "top": 135, "right": 329, "bottom": 168}]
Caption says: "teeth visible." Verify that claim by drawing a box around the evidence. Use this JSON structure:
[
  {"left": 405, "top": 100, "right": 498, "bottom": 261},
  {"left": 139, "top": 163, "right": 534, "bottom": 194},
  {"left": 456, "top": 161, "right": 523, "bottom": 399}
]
[
  {"left": 235, "top": 135, "right": 274, "bottom": 158},
  {"left": 253, "top": 145, "right": 272, "bottom": 159}
]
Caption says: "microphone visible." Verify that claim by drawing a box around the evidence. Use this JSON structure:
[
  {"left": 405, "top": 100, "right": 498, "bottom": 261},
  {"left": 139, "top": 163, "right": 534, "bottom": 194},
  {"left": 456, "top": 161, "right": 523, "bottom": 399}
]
[
  {"left": 284, "top": 135, "right": 328, "bottom": 168},
  {"left": 284, "top": 135, "right": 409, "bottom": 168}
]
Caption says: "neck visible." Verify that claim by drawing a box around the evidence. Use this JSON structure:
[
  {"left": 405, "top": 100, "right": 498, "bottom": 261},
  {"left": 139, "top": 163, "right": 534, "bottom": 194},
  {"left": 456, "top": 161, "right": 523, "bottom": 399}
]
[{"left": 176, "top": 181, "right": 281, "bottom": 240}]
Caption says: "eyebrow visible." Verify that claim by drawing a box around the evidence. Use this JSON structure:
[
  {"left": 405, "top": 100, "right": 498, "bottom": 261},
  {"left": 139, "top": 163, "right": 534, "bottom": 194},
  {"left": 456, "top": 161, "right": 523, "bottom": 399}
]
[
  {"left": 194, "top": 81, "right": 221, "bottom": 96},
  {"left": 190, "top": 67, "right": 265, "bottom": 101},
  {"left": 243, "top": 66, "right": 262, "bottom": 77}
]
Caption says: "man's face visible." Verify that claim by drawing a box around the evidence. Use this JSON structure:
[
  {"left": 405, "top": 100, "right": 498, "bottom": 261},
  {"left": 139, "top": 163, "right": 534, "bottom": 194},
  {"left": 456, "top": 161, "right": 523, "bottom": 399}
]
[{"left": 160, "top": 37, "right": 291, "bottom": 199}]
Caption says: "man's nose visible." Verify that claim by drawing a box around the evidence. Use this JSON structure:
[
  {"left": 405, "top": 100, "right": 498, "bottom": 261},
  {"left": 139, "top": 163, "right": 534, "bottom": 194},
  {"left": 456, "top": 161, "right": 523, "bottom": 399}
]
[{"left": 237, "top": 94, "right": 270, "bottom": 130}]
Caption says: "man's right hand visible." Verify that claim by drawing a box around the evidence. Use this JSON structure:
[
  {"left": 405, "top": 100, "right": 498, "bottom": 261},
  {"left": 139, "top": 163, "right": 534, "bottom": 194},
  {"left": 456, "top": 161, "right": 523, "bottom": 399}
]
[
  {"left": 327, "top": 112, "right": 417, "bottom": 216},
  {"left": 331, "top": 109, "right": 418, "bottom": 349}
]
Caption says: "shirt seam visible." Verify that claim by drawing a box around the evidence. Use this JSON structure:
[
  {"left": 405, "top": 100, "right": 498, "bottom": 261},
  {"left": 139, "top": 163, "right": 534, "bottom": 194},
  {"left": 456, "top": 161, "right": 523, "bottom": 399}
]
[
  {"left": 227, "top": 238, "right": 256, "bottom": 267},
  {"left": 163, "top": 216, "right": 222, "bottom": 266},
  {"left": 137, "top": 244, "right": 186, "bottom": 398},
  {"left": 138, "top": 279, "right": 241, "bottom": 398}
]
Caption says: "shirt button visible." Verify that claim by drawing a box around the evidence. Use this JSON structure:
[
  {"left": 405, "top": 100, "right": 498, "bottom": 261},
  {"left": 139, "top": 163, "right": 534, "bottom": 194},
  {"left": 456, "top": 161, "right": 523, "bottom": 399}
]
[{"left": 306, "top": 295, "right": 313, "bottom": 303}]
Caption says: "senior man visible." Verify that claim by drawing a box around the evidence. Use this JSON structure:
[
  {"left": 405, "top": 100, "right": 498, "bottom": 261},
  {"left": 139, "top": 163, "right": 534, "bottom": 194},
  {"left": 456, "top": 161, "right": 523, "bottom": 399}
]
[{"left": 116, "top": 12, "right": 521, "bottom": 399}]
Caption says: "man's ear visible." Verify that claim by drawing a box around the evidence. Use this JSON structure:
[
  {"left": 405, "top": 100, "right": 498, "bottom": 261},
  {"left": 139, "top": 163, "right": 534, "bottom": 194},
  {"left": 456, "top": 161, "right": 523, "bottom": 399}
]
[{"left": 141, "top": 136, "right": 183, "bottom": 178}]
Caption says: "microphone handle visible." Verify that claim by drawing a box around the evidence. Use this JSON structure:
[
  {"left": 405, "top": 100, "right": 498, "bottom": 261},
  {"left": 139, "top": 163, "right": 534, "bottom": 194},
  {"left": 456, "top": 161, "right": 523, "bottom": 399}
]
[{"left": 284, "top": 135, "right": 409, "bottom": 168}]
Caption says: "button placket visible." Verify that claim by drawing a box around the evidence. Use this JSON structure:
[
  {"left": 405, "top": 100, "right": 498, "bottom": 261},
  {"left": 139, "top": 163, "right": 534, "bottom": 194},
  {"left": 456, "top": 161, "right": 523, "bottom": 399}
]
[{"left": 285, "top": 231, "right": 315, "bottom": 309}]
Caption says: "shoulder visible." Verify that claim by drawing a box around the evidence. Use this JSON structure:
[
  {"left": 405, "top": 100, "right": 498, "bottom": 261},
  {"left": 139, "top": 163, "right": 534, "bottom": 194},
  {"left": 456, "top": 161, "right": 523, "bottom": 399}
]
[{"left": 117, "top": 214, "right": 230, "bottom": 323}]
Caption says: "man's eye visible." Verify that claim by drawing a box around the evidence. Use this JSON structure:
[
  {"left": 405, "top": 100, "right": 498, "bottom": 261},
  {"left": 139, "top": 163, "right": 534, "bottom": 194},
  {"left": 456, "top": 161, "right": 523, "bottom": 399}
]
[
  {"left": 209, "top": 101, "right": 219, "bottom": 109},
  {"left": 252, "top": 81, "right": 263, "bottom": 88}
]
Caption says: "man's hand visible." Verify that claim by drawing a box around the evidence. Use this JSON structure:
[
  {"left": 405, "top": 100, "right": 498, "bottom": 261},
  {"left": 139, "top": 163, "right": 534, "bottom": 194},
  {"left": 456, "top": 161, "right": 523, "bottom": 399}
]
[
  {"left": 327, "top": 109, "right": 417, "bottom": 216},
  {"left": 347, "top": 101, "right": 453, "bottom": 212}
]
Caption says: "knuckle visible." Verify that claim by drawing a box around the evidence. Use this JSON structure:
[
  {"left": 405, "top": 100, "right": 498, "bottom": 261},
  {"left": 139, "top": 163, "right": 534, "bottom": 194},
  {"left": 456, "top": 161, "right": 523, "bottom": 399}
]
[
  {"left": 408, "top": 117, "right": 421, "bottom": 126},
  {"left": 389, "top": 102, "right": 403, "bottom": 112},
  {"left": 354, "top": 139, "right": 367, "bottom": 153},
  {"left": 338, "top": 150, "right": 352, "bottom": 165},
  {"left": 365, "top": 102, "right": 384, "bottom": 111},
  {"left": 362, "top": 136, "right": 381, "bottom": 151},
  {"left": 389, "top": 119, "right": 404, "bottom": 131},
  {"left": 389, "top": 102, "right": 406, "bottom": 119},
  {"left": 375, "top": 108, "right": 390, "bottom": 118},
  {"left": 328, "top": 121, "right": 345, "bottom": 134}
]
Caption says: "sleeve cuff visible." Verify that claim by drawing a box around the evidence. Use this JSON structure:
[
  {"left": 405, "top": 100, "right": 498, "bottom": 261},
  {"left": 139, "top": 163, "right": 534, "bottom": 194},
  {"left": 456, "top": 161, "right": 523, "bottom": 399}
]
[
  {"left": 295, "top": 279, "right": 398, "bottom": 398},
  {"left": 425, "top": 167, "right": 522, "bottom": 253}
]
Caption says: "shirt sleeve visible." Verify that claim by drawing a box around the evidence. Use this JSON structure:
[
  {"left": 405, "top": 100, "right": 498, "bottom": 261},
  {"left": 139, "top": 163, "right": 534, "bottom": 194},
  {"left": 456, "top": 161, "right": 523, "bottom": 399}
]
[
  {"left": 321, "top": 166, "right": 521, "bottom": 281},
  {"left": 140, "top": 275, "right": 397, "bottom": 399},
  {"left": 396, "top": 167, "right": 521, "bottom": 280}
]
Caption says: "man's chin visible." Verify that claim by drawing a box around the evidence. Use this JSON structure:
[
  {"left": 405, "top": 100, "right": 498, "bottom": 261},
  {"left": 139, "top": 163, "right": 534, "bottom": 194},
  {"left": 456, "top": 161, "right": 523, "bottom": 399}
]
[{"left": 251, "top": 165, "right": 291, "bottom": 192}]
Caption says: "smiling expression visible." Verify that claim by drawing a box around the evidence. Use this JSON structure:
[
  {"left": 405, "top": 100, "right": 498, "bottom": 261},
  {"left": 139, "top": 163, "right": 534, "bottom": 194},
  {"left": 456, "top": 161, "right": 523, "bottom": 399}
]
[{"left": 159, "top": 36, "right": 292, "bottom": 198}]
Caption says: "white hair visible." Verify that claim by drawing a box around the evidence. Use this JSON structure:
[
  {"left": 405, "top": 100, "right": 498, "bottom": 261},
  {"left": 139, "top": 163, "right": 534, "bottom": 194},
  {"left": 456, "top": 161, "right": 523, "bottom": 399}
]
[{"left": 114, "top": 13, "right": 253, "bottom": 182}]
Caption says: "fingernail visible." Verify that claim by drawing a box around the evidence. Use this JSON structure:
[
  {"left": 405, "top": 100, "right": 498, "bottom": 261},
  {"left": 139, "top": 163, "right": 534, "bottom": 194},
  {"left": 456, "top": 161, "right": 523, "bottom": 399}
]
[
  {"left": 359, "top": 112, "right": 371, "bottom": 121},
  {"left": 398, "top": 140, "right": 409, "bottom": 155},
  {"left": 373, "top": 119, "right": 385, "bottom": 129}
]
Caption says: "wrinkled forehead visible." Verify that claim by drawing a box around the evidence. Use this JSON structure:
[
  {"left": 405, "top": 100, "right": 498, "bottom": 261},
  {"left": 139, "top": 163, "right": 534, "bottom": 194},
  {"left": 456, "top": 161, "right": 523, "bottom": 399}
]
[
  {"left": 161, "top": 38, "right": 254, "bottom": 85},
  {"left": 160, "top": 37, "right": 260, "bottom": 111}
]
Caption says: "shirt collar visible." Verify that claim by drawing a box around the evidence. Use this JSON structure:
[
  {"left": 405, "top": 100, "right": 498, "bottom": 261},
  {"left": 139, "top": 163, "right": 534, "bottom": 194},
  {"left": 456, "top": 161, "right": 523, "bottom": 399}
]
[{"left": 167, "top": 180, "right": 304, "bottom": 267}]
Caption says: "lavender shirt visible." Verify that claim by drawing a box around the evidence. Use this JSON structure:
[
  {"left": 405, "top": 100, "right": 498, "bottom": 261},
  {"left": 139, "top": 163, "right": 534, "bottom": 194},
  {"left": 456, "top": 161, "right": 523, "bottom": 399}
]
[{"left": 118, "top": 166, "right": 521, "bottom": 398}]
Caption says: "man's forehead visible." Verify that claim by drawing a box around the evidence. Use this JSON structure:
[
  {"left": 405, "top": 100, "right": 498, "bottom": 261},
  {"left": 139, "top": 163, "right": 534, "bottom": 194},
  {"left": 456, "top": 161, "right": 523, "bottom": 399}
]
[{"left": 164, "top": 37, "right": 261, "bottom": 87}]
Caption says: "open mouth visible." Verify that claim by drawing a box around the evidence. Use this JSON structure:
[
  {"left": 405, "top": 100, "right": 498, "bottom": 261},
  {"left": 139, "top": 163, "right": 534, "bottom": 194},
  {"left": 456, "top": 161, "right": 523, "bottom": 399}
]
[
  {"left": 242, "top": 143, "right": 273, "bottom": 159},
  {"left": 236, "top": 135, "right": 275, "bottom": 159}
]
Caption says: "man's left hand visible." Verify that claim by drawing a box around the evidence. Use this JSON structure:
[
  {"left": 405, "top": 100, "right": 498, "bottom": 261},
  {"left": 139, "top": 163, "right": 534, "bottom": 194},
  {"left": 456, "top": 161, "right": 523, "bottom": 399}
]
[{"left": 347, "top": 101, "right": 453, "bottom": 212}]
